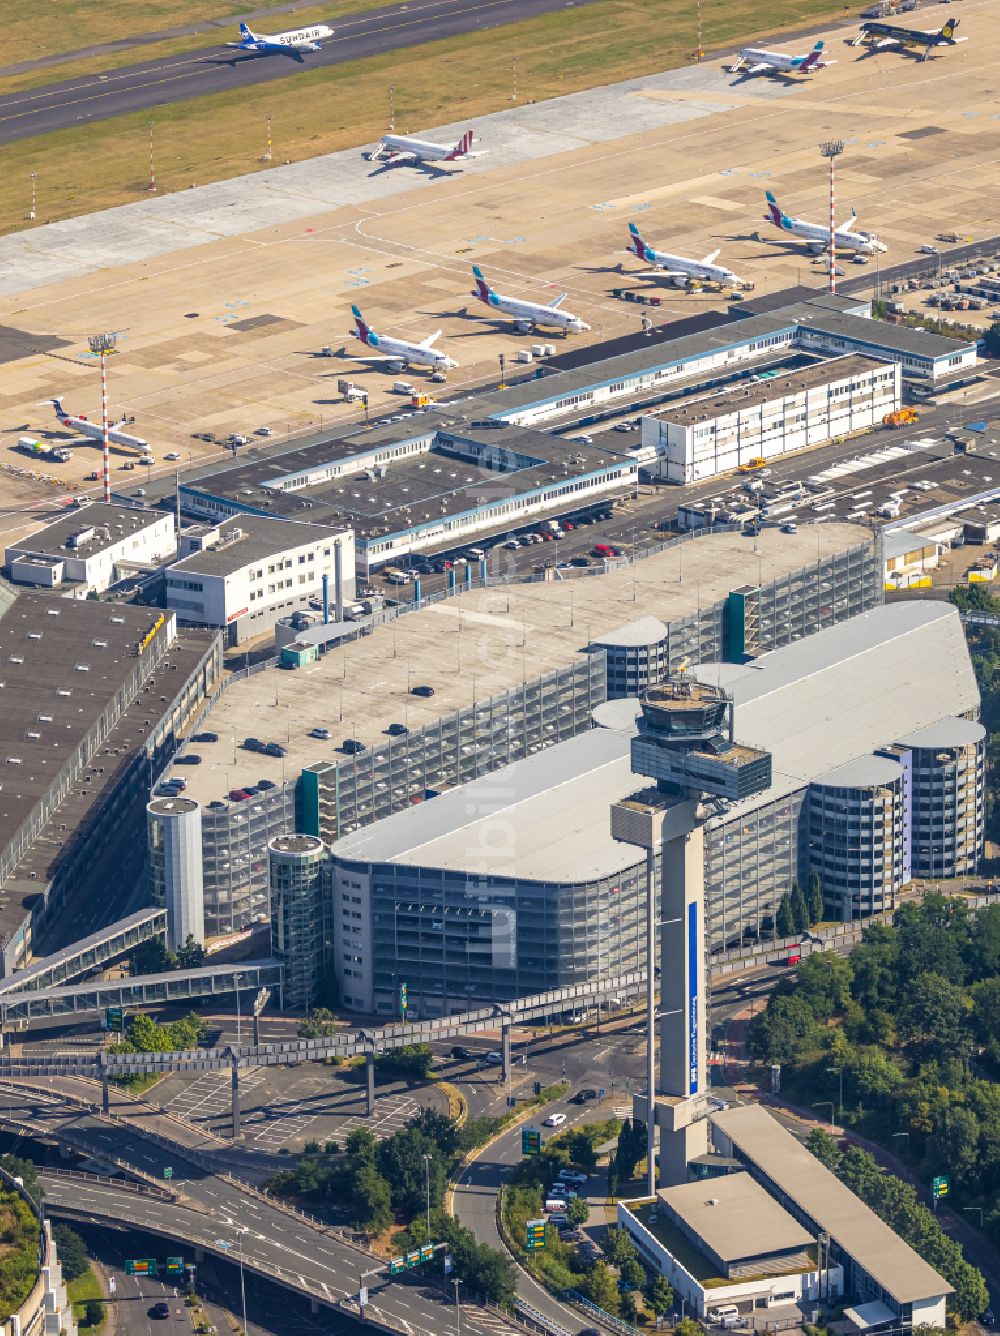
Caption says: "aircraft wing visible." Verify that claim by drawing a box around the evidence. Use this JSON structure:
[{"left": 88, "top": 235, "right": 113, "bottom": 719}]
[
  {"left": 701, "top": 248, "right": 721, "bottom": 265},
  {"left": 547, "top": 293, "right": 568, "bottom": 310},
  {"left": 419, "top": 331, "right": 442, "bottom": 350},
  {"left": 744, "top": 61, "right": 774, "bottom": 75},
  {"left": 650, "top": 269, "right": 690, "bottom": 280},
  {"left": 873, "top": 36, "right": 902, "bottom": 48}
]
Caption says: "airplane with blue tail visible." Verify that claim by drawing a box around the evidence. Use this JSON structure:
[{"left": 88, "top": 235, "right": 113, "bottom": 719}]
[
  {"left": 227, "top": 21, "right": 334, "bottom": 60},
  {"left": 763, "top": 191, "right": 886, "bottom": 256},
  {"left": 627, "top": 223, "right": 750, "bottom": 289},
  {"left": 470, "top": 267, "right": 589, "bottom": 334},
  {"left": 349, "top": 307, "right": 457, "bottom": 373},
  {"left": 729, "top": 40, "right": 833, "bottom": 78}
]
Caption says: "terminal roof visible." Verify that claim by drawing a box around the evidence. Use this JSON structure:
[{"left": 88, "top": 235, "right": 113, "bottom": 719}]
[
  {"left": 170, "top": 514, "right": 345, "bottom": 578},
  {"left": 8, "top": 503, "right": 165, "bottom": 558},
  {"left": 331, "top": 729, "right": 642, "bottom": 882},
  {"left": 712, "top": 1104, "right": 950, "bottom": 1304},
  {"left": 658, "top": 1172, "right": 813, "bottom": 1264}
]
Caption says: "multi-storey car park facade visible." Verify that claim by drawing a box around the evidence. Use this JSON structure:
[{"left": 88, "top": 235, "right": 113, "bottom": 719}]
[
  {"left": 319, "top": 601, "right": 983, "bottom": 1017},
  {"left": 150, "top": 523, "right": 883, "bottom": 962},
  {"left": 0, "top": 584, "right": 221, "bottom": 975}
]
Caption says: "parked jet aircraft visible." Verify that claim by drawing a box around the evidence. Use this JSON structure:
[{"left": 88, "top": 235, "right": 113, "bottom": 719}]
[
  {"left": 367, "top": 131, "right": 479, "bottom": 165},
  {"left": 729, "top": 40, "right": 831, "bottom": 77},
  {"left": 470, "top": 267, "right": 589, "bottom": 334},
  {"left": 627, "top": 223, "right": 749, "bottom": 289},
  {"left": 49, "top": 398, "right": 151, "bottom": 455},
  {"left": 227, "top": 21, "right": 334, "bottom": 59},
  {"left": 349, "top": 307, "right": 457, "bottom": 372},
  {"left": 763, "top": 191, "right": 887, "bottom": 255},
  {"left": 853, "top": 16, "right": 962, "bottom": 60}
]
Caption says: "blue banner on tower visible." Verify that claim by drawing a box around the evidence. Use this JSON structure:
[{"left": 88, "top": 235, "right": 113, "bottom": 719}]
[{"left": 688, "top": 901, "right": 700, "bottom": 1095}]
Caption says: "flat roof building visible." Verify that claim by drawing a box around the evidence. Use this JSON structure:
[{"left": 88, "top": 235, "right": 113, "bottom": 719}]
[
  {"left": 5, "top": 504, "right": 176, "bottom": 594},
  {"left": 711, "top": 1104, "right": 951, "bottom": 1328},
  {"left": 166, "top": 514, "right": 354, "bottom": 644}
]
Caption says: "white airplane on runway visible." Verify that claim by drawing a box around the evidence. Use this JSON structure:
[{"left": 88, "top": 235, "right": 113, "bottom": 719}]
[
  {"left": 227, "top": 21, "right": 334, "bottom": 60},
  {"left": 367, "top": 130, "right": 480, "bottom": 166},
  {"left": 763, "top": 191, "right": 887, "bottom": 255},
  {"left": 49, "top": 398, "right": 151, "bottom": 456},
  {"left": 729, "top": 40, "right": 832, "bottom": 77},
  {"left": 627, "top": 223, "right": 750, "bottom": 290},
  {"left": 470, "top": 266, "right": 590, "bottom": 334},
  {"left": 349, "top": 307, "right": 457, "bottom": 373}
]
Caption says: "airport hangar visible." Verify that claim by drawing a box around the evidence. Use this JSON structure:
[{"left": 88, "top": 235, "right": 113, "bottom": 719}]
[
  {"left": 148, "top": 522, "right": 883, "bottom": 943},
  {"left": 176, "top": 294, "right": 974, "bottom": 576}
]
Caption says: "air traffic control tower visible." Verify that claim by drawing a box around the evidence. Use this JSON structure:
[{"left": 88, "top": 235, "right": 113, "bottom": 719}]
[{"left": 611, "top": 677, "right": 772, "bottom": 1187}]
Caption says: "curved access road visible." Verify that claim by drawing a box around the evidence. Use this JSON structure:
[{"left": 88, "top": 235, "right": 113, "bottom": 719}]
[{"left": 0, "top": 0, "right": 606, "bottom": 145}]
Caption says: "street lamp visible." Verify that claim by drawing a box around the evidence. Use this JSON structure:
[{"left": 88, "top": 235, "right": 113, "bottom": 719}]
[
  {"left": 820, "top": 141, "right": 844, "bottom": 295},
  {"left": 213, "top": 1234, "right": 248, "bottom": 1334},
  {"left": 422, "top": 1153, "right": 432, "bottom": 1237},
  {"left": 813, "top": 1101, "right": 835, "bottom": 1130},
  {"left": 827, "top": 1065, "right": 844, "bottom": 1120},
  {"left": 453, "top": 1277, "right": 462, "bottom": 1335}
]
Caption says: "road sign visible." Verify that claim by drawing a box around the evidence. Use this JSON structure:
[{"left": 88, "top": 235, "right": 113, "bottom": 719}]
[
  {"left": 526, "top": 1219, "right": 546, "bottom": 1251},
  {"left": 533, "top": 1079, "right": 542, "bottom": 1096},
  {"left": 400, "top": 981, "right": 408, "bottom": 1016},
  {"left": 252, "top": 987, "right": 271, "bottom": 1018},
  {"left": 932, "top": 1175, "right": 950, "bottom": 1198},
  {"left": 598, "top": 1088, "right": 606, "bottom": 1099},
  {"left": 163, "top": 1167, "right": 173, "bottom": 1180},
  {"left": 389, "top": 1257, "right": 405, "bottom": 1275},
  {"left": 419, "top": 1244, "right": 434, "bottom": 1263},
  {"left": 359, "top": 1286, "right": 368, "bottom": 1309},
  {"left": 108, "top": 1277, "right": 117, "bottom": 1295},
  {"left": 443, "top": 1254, "right": 453, "bottom": 1276},
  {"left": 125, "top": 1260, "right": 156, "bottom": 1277},
  {"left": 521, "top": 1127, "right": 542, "bottom": 1156},
  {"left": 405, "top": 1250, "right": 421, "bottom": 1269},
  {"left": 165, "top": 1258, "right": 184, "bottom": 1276},
  {"left": 106, "top": 1005, "right": 125, "bottom": 1034}
]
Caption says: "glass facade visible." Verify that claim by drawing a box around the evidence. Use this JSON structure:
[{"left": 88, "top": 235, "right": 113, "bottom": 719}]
[
  {"left": 704, "top": 793, "right": 805, "bottom": 953},
  {"left": 268, "top": 835, "right": 328, "bottom": 1011},
  {"left": 807, "top": 769, "right": 907, "bottom": 922},
  {"left": 907, "top": 735, "right": 986, "bottom": 878}
]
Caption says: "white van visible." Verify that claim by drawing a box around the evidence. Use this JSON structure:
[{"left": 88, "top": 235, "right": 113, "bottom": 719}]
[{"left": 708, "top": 1306, "right": 740, "bottom": 1325}]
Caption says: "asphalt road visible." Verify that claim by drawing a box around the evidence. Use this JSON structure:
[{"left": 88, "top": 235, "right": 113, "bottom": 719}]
[{"left": 0, "top": 0, "right": 607, "bottom": 146}]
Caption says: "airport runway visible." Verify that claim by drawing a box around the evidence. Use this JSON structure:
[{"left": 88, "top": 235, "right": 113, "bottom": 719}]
[{"left": 0, "top": 0, "right": 606, "bottom": 145}]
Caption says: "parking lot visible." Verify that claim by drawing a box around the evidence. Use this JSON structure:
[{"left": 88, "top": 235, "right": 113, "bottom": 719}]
[{"left": 152, "top": 1063, "right": 447, "bottom": 1152}]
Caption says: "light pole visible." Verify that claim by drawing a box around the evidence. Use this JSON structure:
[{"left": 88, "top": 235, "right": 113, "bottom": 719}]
[
  {"left": 453, "top": 1277, "right": 462, "bottom": 1334},
  {"left": 820, "top": 141, "right": 844, "bottom": 295},
  {"left": 214, "top": 1234, "right": 247, "bottom": 1334},
  {"left": 423, "top": 1153, "right": 432, "bottom": 1237},
  {"left": 263, "top": 112, "right": 272, "bottom": 163},
  {"left": 813, "top": 1101, "right": 835, "bottom": 1130},
  {"left": 510, "top": 55, "right": 518, "bottom": 102},
  {"left": 29, "top": 172, "right": 37, "bottom": 222},
  {"left": 388, "top": 83, "right": 396, "bottom": 132},
  {"left": 148, "top": 121, "right": 157, "bottom": 192},
  {"left": 88, "top": 332, "right": 117, "bottom": 503},
  {"left": 827, "top": 1065, "right": 844, "bottom": 1120}
]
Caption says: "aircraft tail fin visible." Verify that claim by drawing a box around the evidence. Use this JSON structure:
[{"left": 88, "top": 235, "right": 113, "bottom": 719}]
[
  {"left": 448, "top": 130, "right": 474, "bottom": 160},
  {"left": 239, "top": 21, "right": 255, "bottom": 39},
  {"left": 51, "top": 397, "right": 66, "bottom": 419},
  {"left": 547, "top": 292, "right": 568, "bottom": 310},
  {"left": 800, "top": 40, "right": 824, "bottom": 69},
  {"left": 471, "top": 265, "right": 493, "bottom": 302},
  {"left": 764, "top": 191, "right": 784, "bottom": 227},
  {"left": 351, "top": 305, "right": 374, "bottom": 345},
  {"left": 628, "top": 222, "right": 650, "bottom": 260},
  {"left": 939, "top": 18, "right": 959, "bottom": 41},
  {"left": 701, "top": 248, "right": 721, "bottom": 266}
]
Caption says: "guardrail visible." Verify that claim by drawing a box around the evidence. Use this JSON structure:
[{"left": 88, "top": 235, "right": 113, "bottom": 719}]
[{"left": 565, "top": 1288, "right": 640, "bottom": 1336}]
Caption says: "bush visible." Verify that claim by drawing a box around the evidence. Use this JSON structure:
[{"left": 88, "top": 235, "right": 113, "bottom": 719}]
[{"left": 53, "top": 1224, "right": 89, "bottom": 1282}]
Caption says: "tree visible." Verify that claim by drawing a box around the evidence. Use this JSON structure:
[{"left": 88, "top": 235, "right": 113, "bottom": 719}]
[
  {"left": 925, "top": 1107, "right": 981, "bottom": 1189},
  {"left": 807, "top": 869, "right": 824, "bottom": 925},
  {"left": 376, "top": 1043, "right": 433, "bottom": 1083},
  {"left": 794, "top": 952, "right": 854, "bottom": 1021},
  {"left": 897, "top": 971, "right": 972, "bottom": 1061},
  {"left": 620, "top": 1290, "right": 639, "bottom": 1323},
  {"left": 566, "top": 1196, "right": 590, "bottom": 1227},
  {"left": 83, "top": 1298, "right": 104, "bottom": 1328},
  {"left": 775, "top": 894, "right": 794, "bottom": 938},
  {"left": 895, "top": 896, "right": 971, "bottom": 988},
  {"left": 52, "top": 1224, "right": 88, "bottom": 1281},
  {"left": 407, "top": 1107, "right": 459, "bottom": 1156},
  {"left": 805, "top": 1127, "right": 842, "bottom": 1173},
  {"left": 789, "top": 883, "right": 809, "bottom": 934},
  {"left": 619, "top": 1255, "right": 646, "bottom": 1290},
  {"left": 583, "top": 1261, "right": 620, "bottom": 1316},
  {"left": 131, "top": 937, "right": 177, "bottom": 976},
  {"left": 376, "top": 1127, "right": 446, "bottom": 1219},
  {"left": 0, "top": 1156, "right": 42, "bottom": 1201},
  {"left": 676, "top": 1319, "right": 705, "bottom": 1336},
  {"left": 604, "top": 1227, "right": 637, "bottom": 1269},
  {"left": 970, "top": 904, "right": 1000, "bottom": 981},
  {"left": 645, "top": 1274, "right": 674, "bottom": 1317},
  {"left": 176, "top": 934, "right": 206, "bottom": 970},
  {"left": 346, "top": 1127, "right": 377, "bottom": 1161},
  {"left": 846, "top": 1047, "right": 904, "bottom": 1101},
  {"left": 982, "top": 320, "right": 1000, "bottom": 359},
  {"left": 747, "top": 993, "right": 820, "bottom": 1064},
  {"left": 971, "top": 976, "right": 1000, "bottom": 1046},
  {"left": 350, "top": 1163, "right": 392, "bottom": 1232},
  {"left": 298, "top": 1008, "right": 339, "bottom": 1039}
]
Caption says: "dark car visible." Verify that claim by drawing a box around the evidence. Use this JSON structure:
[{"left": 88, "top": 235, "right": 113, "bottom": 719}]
[
  {"left": 175, "top": 754, "right": 202, "bottom": 765},
  {"left": 257, "top": 778, "right": 276, "bottom": 791},
  {"left": 243, "top": 737, "right": 264, "bottom": 752},
  {"left": 569, "top": 556, "right": 590, "bottom": 568},
  {"left": 571, "top": 1087, "right": 598, "bottom": 1104},
  {"left": 150, "top": 1301, "right": 170, "bottom": 1319},
  {"left": 264, "top": 742, "right": 286, "bottom": 758},
  {"left": 450, "top": 1045, "right": 475, "bottom": 1060},
  {"left": 343, "top": 738, "right": 367, "bottom": 755},
  {"left": 192, "top": 731, "right": 219, "bottom": 743},
  {"left": 386, "top": 723, "right": 409, "bottom": 737},
  {"left": 208, "top": 800, "right": 227, "bottom": 810},
  {"left": 411, "top": 685, "right": 435, "bottom": 698}
]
